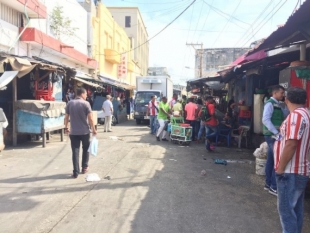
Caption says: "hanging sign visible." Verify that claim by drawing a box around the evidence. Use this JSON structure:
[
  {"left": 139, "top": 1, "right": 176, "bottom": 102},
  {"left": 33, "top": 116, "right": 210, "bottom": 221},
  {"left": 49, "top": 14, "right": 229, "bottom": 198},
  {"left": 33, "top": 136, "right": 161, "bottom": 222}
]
[{"left": 117, "top": 53, "right": 127, "bottom": 79}]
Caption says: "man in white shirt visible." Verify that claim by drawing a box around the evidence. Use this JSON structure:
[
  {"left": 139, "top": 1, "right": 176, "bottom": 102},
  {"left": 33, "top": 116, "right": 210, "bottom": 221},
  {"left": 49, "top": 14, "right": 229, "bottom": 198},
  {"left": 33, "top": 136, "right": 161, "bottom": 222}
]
[{"left": 102, "top": 95, "right": 113, "bottom": 132}]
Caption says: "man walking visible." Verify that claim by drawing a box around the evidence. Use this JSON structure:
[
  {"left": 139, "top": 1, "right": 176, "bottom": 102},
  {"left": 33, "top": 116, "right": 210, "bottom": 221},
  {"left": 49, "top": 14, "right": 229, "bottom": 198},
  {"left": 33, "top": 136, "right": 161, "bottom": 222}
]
[
  {"left": 202, "top": 96, "right": 218, "bottom": 152},
  {"left": 184, "top": 98, "right": 198, "bottom": 140},
  {"left": 64, "top": 88, "right": 97, "bottom": 178},
  {"left": 102, "top": 95, "right": 113, "bottom": 132},
  {"left": 262, "top": 85, "right": 286, "bottom": 196},
  {"left": 274, "top": 87, "right": 310, "bottom": 233},
  {"left": 146, "top": 95, "right": 158, "bottom": 135},
  {"left": 156, "top": 96, "right": 171, "bottom": 142}
]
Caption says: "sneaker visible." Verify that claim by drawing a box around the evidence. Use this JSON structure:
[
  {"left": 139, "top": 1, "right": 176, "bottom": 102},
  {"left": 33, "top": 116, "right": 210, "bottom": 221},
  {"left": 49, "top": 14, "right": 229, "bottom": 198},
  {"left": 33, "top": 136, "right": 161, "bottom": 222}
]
[
  {"left": 264, "top": 184, "right": 270, "bottom": 191},
  {"left": 162, "top": 138, "right": 168, "bottom": 142},
  {"left": 156, "top": 136, "right": 160, "bottom": 141},
  {"left": 269, "top": 187, "right": 278, "bottom": 196}
]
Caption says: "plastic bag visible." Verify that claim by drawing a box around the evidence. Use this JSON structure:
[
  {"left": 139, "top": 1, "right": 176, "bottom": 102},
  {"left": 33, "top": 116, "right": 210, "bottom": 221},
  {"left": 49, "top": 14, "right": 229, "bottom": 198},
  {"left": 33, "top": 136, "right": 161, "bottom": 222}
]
[
  {"left": 85, "top": 173, "right": 101, "bottom": 182},
  {"left": 88, "top": 136, "right": 98, "bottom": 156}
]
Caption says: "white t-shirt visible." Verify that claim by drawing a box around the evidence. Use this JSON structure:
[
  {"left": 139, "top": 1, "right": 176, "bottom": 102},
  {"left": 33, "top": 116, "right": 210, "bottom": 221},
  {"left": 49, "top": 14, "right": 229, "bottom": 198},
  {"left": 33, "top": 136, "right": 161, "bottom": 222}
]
[{"left": 102, "top": 100, "right": 113, "bottom": 117}]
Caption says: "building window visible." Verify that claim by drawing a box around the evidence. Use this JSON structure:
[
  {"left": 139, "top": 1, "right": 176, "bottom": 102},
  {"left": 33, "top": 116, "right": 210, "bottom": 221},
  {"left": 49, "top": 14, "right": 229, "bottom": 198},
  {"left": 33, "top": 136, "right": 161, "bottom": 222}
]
[{"left": 125, "top": 16, "right": 131, "bottom": 28}]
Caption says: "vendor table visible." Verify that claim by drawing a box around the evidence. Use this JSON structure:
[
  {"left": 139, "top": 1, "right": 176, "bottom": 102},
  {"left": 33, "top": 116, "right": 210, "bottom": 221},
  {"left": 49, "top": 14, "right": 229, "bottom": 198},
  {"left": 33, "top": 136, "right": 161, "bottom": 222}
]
[{"left": 16, "top": 100, "right": 66, "bottom": 147}]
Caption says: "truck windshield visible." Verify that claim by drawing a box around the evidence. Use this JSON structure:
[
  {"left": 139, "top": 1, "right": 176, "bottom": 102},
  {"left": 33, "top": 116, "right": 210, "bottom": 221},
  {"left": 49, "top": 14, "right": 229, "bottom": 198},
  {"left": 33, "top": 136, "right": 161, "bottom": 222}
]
[{"left": 135, "top": 92, "right": 160, "bottom": 104}]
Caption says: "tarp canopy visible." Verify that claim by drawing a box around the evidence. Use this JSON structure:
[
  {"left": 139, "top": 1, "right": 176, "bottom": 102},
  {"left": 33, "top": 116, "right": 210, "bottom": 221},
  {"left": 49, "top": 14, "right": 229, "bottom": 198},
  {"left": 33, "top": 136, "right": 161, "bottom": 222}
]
[
  {"left": 72, "top": 76, "right": 104, "bottom": 89},
  {"left": 0, "top": 56, "right": 36, "bottom": 78},
  {"left": 0, "top": 71, "right": 18, "bottom": 90}
]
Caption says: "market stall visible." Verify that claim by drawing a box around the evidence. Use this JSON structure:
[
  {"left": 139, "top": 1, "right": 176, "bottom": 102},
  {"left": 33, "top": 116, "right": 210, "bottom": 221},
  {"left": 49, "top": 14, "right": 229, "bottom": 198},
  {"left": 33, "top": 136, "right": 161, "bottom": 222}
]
[{"left": 15, "top": 100, "right": 66, "bottom": 147}]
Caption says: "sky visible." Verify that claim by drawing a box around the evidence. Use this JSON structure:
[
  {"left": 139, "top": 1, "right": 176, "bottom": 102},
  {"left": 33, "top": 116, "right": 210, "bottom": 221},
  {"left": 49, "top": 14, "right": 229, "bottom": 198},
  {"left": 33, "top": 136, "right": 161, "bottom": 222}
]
[{"left": 102, "top": 0, "right": 304, "bottom": 85}]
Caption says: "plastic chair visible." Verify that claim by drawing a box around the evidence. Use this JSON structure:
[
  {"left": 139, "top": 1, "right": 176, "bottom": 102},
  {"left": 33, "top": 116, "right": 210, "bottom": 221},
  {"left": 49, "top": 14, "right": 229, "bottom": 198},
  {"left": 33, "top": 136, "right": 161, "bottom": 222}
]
[
  {"left": 231, "top": 125, "right": 250, "bottom": 148},
  {"left": 216, "top": 128, "right": 232, "bottom": 147}
]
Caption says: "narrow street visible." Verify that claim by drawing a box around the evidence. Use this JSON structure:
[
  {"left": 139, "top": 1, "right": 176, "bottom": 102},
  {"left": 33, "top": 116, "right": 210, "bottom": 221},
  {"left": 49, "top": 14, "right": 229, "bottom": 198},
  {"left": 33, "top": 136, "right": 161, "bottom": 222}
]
[{"left": 0, "top": 121, "right": 309, "bottom": 233}]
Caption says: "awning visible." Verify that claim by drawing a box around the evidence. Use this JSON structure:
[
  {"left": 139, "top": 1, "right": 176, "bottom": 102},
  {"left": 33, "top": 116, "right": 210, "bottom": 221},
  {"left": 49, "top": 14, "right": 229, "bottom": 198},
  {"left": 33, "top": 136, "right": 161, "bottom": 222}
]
[
  {"left": 71, "top": 76, "right": 104, "bottom": 89},
  {"left": 99, "top": 75, "right": 135, "bottom": 90},
  {"left": 0, "top": 56, "right": 36, "bottom": 78},
  {"left": 0, "top": 71, "right": 18, "bottom": 90}
]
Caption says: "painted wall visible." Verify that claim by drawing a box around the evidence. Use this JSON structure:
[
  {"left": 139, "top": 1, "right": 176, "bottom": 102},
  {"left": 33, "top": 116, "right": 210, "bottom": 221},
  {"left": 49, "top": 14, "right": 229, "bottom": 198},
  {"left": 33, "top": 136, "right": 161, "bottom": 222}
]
[
  {"left": 108, "top": 7, "right": 149, "bottom": 76},
  {"left": 93, "top": 3, "right": 134, "bottom": 85},
  {"left": 30, "top": 0, "right": 88, "bottom": 55}
]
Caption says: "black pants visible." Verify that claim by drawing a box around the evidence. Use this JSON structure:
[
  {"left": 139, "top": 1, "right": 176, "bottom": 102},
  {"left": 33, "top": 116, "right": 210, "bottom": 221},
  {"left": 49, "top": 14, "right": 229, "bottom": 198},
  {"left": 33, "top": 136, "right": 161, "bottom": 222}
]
[{"left": 69, "top": 134, "right": 90, "bottom": 176}]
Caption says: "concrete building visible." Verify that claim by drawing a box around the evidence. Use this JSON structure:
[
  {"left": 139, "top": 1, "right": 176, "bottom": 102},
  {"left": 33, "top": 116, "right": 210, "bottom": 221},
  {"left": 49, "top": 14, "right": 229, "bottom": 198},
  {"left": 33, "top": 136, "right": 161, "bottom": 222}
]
[
  {"left": 15, "top": 0, "right": 97, "bottom": 74},
  {"left": 147, "top": 67, "right": 169, "bottom": 76},
  {"left": 195, "top": 48, "right": 249, "bottom": 78},
  {"left": 107, "top": 7, "right": 149, "bottom": 76},
  {"left": 93, "top": 2, "right": 135, "bottom": 86}
]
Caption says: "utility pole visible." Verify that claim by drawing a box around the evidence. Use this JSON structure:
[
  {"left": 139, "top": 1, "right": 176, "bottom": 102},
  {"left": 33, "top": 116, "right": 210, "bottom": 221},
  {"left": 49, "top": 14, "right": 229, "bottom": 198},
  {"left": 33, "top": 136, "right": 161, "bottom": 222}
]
[{"left": 186, "top": 43, "right": 203, "bottom": 78}]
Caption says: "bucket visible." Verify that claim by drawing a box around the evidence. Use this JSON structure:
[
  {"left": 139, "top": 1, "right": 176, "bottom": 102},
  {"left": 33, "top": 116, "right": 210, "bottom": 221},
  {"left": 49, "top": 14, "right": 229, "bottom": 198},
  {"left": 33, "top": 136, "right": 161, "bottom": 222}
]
[{"left": 256, "top": 158, "right": 266, "bottom": 176}]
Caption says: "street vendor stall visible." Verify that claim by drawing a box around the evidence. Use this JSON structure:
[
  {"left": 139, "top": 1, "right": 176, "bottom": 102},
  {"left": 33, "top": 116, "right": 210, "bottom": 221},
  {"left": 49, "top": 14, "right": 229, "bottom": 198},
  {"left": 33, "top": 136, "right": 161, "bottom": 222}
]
[{"left": 15, "top": 100, "right": 66, "bottom": 147}]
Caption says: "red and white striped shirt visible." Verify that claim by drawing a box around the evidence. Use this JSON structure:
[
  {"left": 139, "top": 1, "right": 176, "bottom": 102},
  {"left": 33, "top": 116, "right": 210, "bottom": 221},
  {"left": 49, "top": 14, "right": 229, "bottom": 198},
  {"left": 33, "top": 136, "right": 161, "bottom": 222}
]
[
  {"left": 148, "top": 101, "right": 158, "bottom": 116},
  {"left": 274, "top": 108, "right": 310, "bottom": 176}
]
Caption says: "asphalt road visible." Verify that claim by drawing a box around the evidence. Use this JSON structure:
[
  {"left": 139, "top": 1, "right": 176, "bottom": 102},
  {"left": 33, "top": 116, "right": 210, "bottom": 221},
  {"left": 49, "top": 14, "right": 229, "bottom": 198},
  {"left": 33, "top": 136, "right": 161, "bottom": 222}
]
[{"left": 0, "top": 120, "right": 309, "bottom": 233}]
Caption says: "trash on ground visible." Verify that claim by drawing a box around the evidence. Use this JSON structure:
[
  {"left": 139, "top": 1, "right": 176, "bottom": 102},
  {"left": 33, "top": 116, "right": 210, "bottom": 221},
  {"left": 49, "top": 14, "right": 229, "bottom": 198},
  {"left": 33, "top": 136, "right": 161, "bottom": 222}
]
[
  {"left": 227, "top": 176, "right": 231, "bottom": 179},
  {"left": 104, "top": 176, "right": 111, "bottom": 180},
  {"left": 201, "top": 170, "right": 206, "bottom": 176},
  {"left": 203, "top": 158, "right": 207, "bottom": 160},
  {"left": 214, "top": 159, "right": 227, "bottom": 165},
  {"left": 109, "top": 136, "right": 120, "bottom": 141},
  {"left": 85, "top": 173, "right": 101, "bottom": 182},
  {"left": 226, "top": 160, "right": 254, "bottom": 164},
  {"left": 169, "top": 159, "right": 177, "bottom": 161}
]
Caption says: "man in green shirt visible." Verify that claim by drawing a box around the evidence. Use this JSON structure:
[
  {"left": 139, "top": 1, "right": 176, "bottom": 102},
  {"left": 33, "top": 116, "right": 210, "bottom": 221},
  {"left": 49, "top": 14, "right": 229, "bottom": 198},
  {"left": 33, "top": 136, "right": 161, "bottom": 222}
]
[{"left": 156, "top": 97, "right": 171, "bottom": 141}]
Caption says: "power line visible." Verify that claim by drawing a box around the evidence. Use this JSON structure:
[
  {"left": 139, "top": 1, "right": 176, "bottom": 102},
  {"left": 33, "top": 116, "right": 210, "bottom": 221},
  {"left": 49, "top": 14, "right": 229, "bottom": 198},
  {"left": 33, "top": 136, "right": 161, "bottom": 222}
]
[
  {"left": 240, "top": 0, "right": 288, "bottom": 48},
  {"left": 212, "top": 0, "right": 243, "bottom": 47},
  {"left": 201, "top": 1, "right": 247, "bottom": 31},
  {"left": 191, "top": 0, "right": 204, "bottom": 41},
  {"left": 186, "top": 0, "right": 196, "bottom": 42},
  {"left": 197, "top": 0, "right": 214, "bottom": 41},
  {"left": 234, "top": 0, "right": 276, "bottom": 47}
]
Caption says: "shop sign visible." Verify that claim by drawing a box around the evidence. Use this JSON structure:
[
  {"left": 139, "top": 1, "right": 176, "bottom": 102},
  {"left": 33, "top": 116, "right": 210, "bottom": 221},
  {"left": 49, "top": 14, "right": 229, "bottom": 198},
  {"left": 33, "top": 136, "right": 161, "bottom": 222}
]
[{"left": 117, "top": 53, "right": 127, "bottom": 79}]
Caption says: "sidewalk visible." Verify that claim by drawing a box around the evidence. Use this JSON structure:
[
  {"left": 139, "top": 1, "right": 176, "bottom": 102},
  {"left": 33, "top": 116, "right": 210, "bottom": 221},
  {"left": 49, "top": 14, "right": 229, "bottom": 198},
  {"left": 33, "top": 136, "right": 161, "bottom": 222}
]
[{"left": 0, "top": 120, "right": 309, "bottom": 233}]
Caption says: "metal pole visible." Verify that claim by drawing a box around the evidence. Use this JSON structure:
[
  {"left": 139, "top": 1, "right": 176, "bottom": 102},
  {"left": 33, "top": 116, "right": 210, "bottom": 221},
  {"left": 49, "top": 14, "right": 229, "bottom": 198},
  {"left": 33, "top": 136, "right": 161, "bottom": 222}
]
[
  {"left": 300, "top": 43, "right": 306, "bottom": 61},
  {"left": 12, "top": 77, "right": 17, "bottom": 146}
]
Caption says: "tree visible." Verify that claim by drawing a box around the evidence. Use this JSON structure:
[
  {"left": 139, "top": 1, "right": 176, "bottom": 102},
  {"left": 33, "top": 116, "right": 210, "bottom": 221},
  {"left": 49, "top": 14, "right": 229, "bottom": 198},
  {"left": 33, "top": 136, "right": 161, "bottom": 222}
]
[{"left": 50, "top": 5, "right": 77, "bottom": 41}]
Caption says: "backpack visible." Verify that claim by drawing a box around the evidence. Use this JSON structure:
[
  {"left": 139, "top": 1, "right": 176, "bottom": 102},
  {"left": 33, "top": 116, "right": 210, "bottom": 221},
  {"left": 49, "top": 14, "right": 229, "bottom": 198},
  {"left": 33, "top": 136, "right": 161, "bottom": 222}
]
[{"left": 201, "top": 106, "right": 211, "bottom": 122}]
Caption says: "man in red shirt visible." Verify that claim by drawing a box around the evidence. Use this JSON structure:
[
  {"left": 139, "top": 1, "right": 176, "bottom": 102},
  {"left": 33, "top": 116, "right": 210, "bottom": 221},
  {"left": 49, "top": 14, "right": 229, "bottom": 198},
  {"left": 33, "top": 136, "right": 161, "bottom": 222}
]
[
  {"left": 184, "top": 98, "right": 198, "bottom": 140},
  {"left": 200, "top": 96, "right": 218, "bottom": 152},
  {"left": 274, "top": 87, "right": 310, "bottom": 233}
]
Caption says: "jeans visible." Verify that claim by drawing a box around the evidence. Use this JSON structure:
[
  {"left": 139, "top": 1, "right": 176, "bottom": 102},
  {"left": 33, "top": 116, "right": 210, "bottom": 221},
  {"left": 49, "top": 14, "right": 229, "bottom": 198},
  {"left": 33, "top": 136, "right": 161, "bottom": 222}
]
[
  {"left": 276, "top": 173, "right": 309, "bottom": 233},
  {"left": 205, "top": 125, "right": 218, "bottom": 149},
  {"left": 194, "top": 121, "right": 200, "bottom": 139},
  {"left": 264, "top": 136, "right": 277, "bottom": 189},
  {"left": 197, "top": 121, "right": 205, "bottom": 140},
  {"left": 149, "top": 115, "right": 157, "bottom": 134},
  {"left": 186, "top": 120, "right": 196, "bottom": 140},
  {"left": 69, "top": 134, "right": 90, "bottom": 176}
]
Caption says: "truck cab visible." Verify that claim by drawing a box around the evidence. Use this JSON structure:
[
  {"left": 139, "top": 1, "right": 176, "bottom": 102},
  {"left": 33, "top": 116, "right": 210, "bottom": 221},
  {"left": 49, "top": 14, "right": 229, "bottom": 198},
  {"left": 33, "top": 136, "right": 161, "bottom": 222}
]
[{"left": 134, "top": 90, "right": 161, "bottom": 124}]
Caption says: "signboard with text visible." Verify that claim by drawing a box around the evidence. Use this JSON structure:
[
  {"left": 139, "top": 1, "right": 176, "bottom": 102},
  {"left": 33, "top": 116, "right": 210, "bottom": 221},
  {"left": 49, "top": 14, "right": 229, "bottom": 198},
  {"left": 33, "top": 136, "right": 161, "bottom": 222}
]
[{"left": 117, "top": 53, "right": 127, "bottom": 79}]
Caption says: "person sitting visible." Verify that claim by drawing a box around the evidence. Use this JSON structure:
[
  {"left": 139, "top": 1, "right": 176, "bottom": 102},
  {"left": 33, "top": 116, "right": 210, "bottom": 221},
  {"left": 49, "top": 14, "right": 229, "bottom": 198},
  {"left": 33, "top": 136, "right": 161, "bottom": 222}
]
[{"left": 220, "top": 112, "right": 232, "bottom": 130}]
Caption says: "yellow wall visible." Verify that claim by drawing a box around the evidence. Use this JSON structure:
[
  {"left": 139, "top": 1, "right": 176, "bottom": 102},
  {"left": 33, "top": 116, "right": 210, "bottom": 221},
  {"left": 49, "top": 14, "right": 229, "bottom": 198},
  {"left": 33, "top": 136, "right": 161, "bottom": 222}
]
[{"left": 92, "top": 3, "right": 135, "bottom": 86}]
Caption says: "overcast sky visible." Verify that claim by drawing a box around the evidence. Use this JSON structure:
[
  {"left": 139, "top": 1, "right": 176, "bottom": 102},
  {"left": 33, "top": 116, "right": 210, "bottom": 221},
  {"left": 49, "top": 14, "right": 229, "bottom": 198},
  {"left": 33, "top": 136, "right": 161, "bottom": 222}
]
[{"left": 103, "top": 0, "right": 304, "bottom": 85}]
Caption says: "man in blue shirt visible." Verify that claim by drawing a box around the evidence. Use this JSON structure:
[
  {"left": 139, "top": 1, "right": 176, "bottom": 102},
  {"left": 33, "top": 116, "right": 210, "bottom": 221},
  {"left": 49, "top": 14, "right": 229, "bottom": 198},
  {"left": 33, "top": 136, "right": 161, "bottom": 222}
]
[{"left": 262, "top": 85, "right": 288, "bottom": 196}]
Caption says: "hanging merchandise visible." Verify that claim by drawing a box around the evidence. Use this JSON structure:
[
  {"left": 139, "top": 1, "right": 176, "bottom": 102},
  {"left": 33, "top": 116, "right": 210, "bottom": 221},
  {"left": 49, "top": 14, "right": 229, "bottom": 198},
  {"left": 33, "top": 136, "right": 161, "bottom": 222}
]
[{"left": 294, "top": 69, "right": 310, "bottom": 79}]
